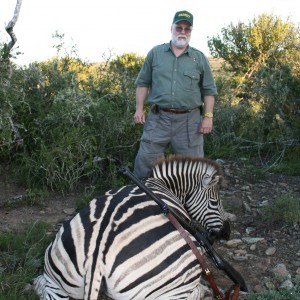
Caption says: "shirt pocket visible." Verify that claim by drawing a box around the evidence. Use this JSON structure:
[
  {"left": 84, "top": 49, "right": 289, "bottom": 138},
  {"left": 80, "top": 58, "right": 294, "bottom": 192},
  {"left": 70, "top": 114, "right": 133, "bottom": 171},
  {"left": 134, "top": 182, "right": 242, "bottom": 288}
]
[{"left": 182, "top": 71, "right": 200, "bottom": 91}]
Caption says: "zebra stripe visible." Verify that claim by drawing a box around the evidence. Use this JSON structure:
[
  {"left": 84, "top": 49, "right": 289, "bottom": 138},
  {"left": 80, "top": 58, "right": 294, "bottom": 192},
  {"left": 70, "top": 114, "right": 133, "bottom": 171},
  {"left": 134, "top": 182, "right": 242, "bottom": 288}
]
[{"left": 32, "top": 155, "right": 229, "bottom": 299}]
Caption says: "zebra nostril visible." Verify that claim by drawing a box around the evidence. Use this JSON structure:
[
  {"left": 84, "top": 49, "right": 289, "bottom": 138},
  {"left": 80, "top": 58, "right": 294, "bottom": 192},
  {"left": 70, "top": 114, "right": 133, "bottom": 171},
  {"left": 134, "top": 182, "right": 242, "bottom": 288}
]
[{"left": 221, "top": 220, "right": 231, "bottom": 240}]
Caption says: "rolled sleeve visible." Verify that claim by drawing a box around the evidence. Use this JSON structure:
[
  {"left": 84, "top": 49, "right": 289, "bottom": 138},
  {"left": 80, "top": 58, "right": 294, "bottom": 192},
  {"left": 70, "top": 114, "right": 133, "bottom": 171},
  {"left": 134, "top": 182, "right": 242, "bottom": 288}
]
[
  {"left": 135, "top": 51, "right": 153, "bottom": 87},
  {"left": 200, "top": 55, "right": 218, "bottom": 96}
]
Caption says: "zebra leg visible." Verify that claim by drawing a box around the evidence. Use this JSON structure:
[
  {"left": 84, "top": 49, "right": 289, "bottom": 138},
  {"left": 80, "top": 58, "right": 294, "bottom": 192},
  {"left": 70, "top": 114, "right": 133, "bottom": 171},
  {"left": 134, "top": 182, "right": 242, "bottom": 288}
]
[
  {"left": 32, "top": 274, "right": 69, "bottom": 299},
  {"left": 32, "top": 275, "right": 47, "bottom": 299},
  {"left": 187, "top": 282, "right": 213, "bottom": 300}
]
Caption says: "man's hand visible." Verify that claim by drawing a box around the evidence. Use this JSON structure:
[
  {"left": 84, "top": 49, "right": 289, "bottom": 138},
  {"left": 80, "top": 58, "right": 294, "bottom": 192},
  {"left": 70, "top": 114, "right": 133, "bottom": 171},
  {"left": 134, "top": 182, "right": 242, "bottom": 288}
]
[
  {"left": 134, "top": 111, "right": 145, "bottom": 124},
  {"left": 199, "top": 117, "right": 213, "bottom": 134}
]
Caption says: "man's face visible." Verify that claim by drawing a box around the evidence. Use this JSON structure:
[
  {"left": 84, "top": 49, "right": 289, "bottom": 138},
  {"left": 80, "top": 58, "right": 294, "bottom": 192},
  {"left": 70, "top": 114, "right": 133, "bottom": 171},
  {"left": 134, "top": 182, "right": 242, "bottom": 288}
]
[{"left": 171, "top": 20, "right": 192, "bottom": 49}]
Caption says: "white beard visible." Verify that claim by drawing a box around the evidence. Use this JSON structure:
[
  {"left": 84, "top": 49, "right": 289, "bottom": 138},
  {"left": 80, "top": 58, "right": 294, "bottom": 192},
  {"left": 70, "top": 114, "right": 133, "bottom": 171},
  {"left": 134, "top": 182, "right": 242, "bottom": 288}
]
[{"left": 171, "top": 34, "right": 190, "bottom": 49}]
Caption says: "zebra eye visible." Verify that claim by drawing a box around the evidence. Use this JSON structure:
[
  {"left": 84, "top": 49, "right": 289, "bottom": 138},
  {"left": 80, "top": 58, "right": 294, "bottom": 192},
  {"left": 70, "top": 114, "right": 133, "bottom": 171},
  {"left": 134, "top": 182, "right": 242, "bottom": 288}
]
[{"left": 203, "top": 174, "right": 213, "bottom": 187}]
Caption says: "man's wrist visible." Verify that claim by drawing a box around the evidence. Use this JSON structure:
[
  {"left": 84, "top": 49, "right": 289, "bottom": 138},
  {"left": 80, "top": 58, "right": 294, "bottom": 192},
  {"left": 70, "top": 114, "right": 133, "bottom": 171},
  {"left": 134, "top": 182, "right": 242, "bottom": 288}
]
[{"left": 203, "top": 112, "right": 213, "bottom": 118}]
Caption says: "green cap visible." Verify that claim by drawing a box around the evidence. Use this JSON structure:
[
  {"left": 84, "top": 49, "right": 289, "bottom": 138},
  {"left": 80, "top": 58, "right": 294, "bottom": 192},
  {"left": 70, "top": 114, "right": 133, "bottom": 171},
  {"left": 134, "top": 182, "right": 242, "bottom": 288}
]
[{"left": 173, "top": 10, "right": 193, "bottom": 26}]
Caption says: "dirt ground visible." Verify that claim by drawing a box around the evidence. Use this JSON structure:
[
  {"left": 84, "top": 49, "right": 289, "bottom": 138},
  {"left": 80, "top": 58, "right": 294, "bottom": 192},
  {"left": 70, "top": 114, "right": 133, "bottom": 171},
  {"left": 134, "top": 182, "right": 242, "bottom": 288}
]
[{"left": 0, "top": 160, "right": 299, "bottom": 297}]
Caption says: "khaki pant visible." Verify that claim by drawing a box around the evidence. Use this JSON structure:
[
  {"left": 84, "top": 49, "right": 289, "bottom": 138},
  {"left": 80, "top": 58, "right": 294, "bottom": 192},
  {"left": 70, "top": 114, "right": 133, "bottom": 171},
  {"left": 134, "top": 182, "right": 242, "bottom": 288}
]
[{"left": 134, "top": 108, "right": 204, "bottom": 179}]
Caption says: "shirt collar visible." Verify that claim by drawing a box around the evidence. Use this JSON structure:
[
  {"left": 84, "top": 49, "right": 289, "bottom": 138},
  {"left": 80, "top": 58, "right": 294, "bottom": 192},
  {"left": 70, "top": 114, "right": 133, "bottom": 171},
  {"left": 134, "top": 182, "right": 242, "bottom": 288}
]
[{"left": 165, "top": 41, "right": 191, "bottom": 56}]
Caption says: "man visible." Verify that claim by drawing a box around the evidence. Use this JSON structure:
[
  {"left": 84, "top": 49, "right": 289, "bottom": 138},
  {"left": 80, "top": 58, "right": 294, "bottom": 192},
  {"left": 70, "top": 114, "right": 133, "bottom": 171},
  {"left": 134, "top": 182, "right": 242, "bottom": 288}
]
[{"left": 133, "top": 10, "right": 218, "bottom": 179}]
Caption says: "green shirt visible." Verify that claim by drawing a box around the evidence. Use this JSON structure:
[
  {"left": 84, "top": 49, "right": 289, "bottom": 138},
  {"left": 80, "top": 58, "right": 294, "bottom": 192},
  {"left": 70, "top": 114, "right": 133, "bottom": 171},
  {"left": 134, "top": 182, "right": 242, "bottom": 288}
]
[{"left": 135, "top": 42, "right": 218, "bottom": 109}]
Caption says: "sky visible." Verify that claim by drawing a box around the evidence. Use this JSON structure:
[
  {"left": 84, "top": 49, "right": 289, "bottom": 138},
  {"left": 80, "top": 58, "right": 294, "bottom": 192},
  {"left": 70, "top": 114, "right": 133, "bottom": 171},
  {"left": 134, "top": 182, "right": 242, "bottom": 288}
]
[{"left": 1, "top": 0, "right": 299, "bottom": 66}]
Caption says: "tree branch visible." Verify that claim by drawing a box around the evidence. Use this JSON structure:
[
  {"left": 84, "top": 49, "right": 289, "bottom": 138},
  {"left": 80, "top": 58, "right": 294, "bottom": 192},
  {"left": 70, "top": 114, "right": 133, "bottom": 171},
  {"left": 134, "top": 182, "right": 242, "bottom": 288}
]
[{"left": 5, "top": 0, "right": 22, "bottom": 53}]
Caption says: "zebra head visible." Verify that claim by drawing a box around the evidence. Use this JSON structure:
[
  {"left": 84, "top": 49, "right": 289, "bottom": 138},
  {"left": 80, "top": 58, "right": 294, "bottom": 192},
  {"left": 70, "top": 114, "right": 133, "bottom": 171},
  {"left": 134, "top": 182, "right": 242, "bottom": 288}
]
[{"left": 151, "top": 155, "right": 230, "bottom": 242}]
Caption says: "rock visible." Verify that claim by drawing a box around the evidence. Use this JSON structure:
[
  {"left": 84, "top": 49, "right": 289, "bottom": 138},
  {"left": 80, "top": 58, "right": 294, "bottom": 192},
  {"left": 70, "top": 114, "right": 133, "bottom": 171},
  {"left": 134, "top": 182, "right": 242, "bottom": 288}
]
[
  {"left": 265, "top": 247, "right": 276, "bottom": 256},
  {"left": 231, "top": 229, "right": 242, "bottom": 236},
  {"left": 234, "top": 249, "right": 247, "bottom": 256},
  {"left": 258, "top": 200, "right": 269, "bottom": 207},
  {"left": 242, "top": 237, "right": 265, "bottom": 244},
  {"left": 245, "top": 227, "right": 256, "bottom": 234},
  {"left": 264, "top": 281, "right": 276, "bottom": 290},
  {"left": 241, "top": 185, "right": 251, "bottom": 191},
  {"left": 215, "top": 159, "right": 225, "bottom": 165},
  {"left": 224, "top": 212, "right": 237, "bottom": 222},
  {"left": 226, "top": 239, "right": 243, "bottom": 248},
  {"left": 63, "top": 208, "right": 76, "bottom": 215},
  {"left": 246, "top": 195, "right": 253, "bottom": 202},
  {"left": 253, "top": 284, "right": 265, "bottom": 293},
  {"left": 279, "top": 279, "right": 295, "bottom": 290},
  {"left": 233, "top": 255, "right": 248, "bottom": 261},
  {"left": 278, "top": 182, "right": 289, "bottom": 188},
  {"left": 242, "top": 201, "right": 252, "bottom": 214},
  {"left": 292, "top": 260, "right": 300, "bottom": 267},
  {"left": 271, "top": 263, "right": 290, "bottom": 280}
]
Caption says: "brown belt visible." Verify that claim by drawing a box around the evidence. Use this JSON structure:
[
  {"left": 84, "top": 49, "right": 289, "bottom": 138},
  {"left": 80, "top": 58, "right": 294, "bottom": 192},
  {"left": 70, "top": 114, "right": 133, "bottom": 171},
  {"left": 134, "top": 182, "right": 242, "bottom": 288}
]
[{"left": 160, "top": 108, "right": 195, "bottom": 114}]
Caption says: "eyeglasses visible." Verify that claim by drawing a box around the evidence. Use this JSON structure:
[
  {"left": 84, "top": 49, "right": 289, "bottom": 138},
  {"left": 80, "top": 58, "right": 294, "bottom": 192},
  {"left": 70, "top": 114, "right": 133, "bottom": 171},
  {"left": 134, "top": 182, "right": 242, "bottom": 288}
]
[{"left": 175, "top": 26, "right": 192, "bottom": 34}]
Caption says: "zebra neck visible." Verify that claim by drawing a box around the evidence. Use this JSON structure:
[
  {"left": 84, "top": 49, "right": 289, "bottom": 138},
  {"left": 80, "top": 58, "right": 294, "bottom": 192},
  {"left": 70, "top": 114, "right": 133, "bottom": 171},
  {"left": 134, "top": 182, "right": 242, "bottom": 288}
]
[{"left": 145, "top": 178, "right": 191, "bottom": 221}]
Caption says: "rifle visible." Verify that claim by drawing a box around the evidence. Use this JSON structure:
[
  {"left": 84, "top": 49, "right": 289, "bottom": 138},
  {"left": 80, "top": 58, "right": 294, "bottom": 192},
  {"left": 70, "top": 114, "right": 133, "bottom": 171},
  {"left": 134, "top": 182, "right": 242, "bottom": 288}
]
[{"left": 120, "top": 166, "right": 248, "bottom": 292}]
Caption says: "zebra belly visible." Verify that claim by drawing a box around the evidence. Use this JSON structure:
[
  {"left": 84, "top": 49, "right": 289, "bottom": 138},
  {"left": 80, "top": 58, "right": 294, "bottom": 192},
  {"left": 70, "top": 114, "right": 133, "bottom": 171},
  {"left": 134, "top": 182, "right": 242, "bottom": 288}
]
[{"left": 101, "top": 205, "right": 203, "bottom": 298}]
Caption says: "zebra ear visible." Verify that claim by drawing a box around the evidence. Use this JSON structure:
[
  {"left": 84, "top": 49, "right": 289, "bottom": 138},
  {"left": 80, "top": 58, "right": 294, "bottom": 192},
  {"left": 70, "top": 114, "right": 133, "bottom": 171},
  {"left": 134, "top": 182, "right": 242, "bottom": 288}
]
[
  {"left": 203, "top": 175, "right": 221, "bottom": 187},
  {"left": 210, "top": 175, "right": 221, "bottom": 186},
  {"left": 213, "top": 175, "right": 228, "bottom": 188}
]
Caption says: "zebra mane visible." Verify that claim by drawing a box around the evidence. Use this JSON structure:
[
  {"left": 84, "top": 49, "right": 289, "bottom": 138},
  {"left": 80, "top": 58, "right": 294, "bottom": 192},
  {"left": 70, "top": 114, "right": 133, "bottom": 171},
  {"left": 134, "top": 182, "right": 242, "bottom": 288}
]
[
  {"left": 148, "top": 155, "right": 226, "bottom": 203},
  {"left": 151, "top": 154, "right": 224, "bottom": 179}
]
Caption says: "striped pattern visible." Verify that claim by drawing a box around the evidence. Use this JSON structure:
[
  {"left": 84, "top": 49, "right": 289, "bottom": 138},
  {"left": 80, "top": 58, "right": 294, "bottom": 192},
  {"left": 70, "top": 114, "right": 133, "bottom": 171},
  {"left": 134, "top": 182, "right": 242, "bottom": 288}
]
[{"left": 33, "top": 155, "right": 227, "bottom": 300}]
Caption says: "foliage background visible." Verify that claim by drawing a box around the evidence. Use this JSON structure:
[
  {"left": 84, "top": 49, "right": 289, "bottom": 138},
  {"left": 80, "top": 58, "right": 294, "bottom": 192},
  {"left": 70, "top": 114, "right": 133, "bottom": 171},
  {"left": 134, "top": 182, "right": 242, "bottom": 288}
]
[{"left": 1, "top": 14, "right": 300, "bottom": 194}]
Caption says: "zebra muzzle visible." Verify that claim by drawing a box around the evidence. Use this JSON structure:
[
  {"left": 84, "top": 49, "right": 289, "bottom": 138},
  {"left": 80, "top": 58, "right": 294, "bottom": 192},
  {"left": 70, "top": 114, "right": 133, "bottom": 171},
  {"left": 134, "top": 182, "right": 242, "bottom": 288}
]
[{"left": 208, "top": 220, "right": 231, "bottom": 244}]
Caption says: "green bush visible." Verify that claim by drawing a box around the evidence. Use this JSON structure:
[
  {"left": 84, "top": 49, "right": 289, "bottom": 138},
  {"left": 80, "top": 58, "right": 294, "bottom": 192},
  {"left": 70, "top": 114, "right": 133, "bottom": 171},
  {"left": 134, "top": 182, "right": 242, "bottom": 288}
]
[
  {"left": 0, "top": 222, "right": 53, "bottom": 299},
  {"left": 1, "top": 16, "right": 300, "bottom": 192},
  {"left": 206, "top": 14, "right": 300, "bottom": 167},
  {"left": 244, "top": 289, "right": 299, "bottom": 300},
  {"left": 1, "top": 50, "right": 144, "bottom": 192},
  {"left": 264, "top": 194, "right": 300, "bottom": 225}
]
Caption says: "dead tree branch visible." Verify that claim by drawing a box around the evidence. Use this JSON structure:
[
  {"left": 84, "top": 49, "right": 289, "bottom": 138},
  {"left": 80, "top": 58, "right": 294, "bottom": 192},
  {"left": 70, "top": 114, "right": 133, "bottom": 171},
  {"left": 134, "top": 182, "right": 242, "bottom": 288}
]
[{"left": 5, "top": 0, "right": 22, "bottom": 54}]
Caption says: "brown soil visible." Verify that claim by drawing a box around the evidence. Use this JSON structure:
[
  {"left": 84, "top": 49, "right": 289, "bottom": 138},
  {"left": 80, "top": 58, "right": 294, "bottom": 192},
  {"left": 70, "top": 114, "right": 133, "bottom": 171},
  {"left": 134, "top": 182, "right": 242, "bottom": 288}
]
[{"left": 0, "top": 161, "right": 299, "bottom": 298}]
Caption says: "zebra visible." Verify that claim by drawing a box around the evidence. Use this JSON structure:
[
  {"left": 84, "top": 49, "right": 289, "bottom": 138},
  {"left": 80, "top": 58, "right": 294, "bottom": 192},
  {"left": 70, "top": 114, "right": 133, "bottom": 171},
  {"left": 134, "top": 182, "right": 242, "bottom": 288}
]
[{"left": 32, "top": 155, "right": 231, "bottom": 300}]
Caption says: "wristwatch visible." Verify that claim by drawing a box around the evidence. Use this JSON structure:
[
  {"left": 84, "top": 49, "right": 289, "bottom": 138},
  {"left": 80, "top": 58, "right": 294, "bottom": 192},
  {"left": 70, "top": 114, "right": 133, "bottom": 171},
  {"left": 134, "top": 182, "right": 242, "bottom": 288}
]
[{"left": 204, "top": 112, "right": 213, "bottom": 118}]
